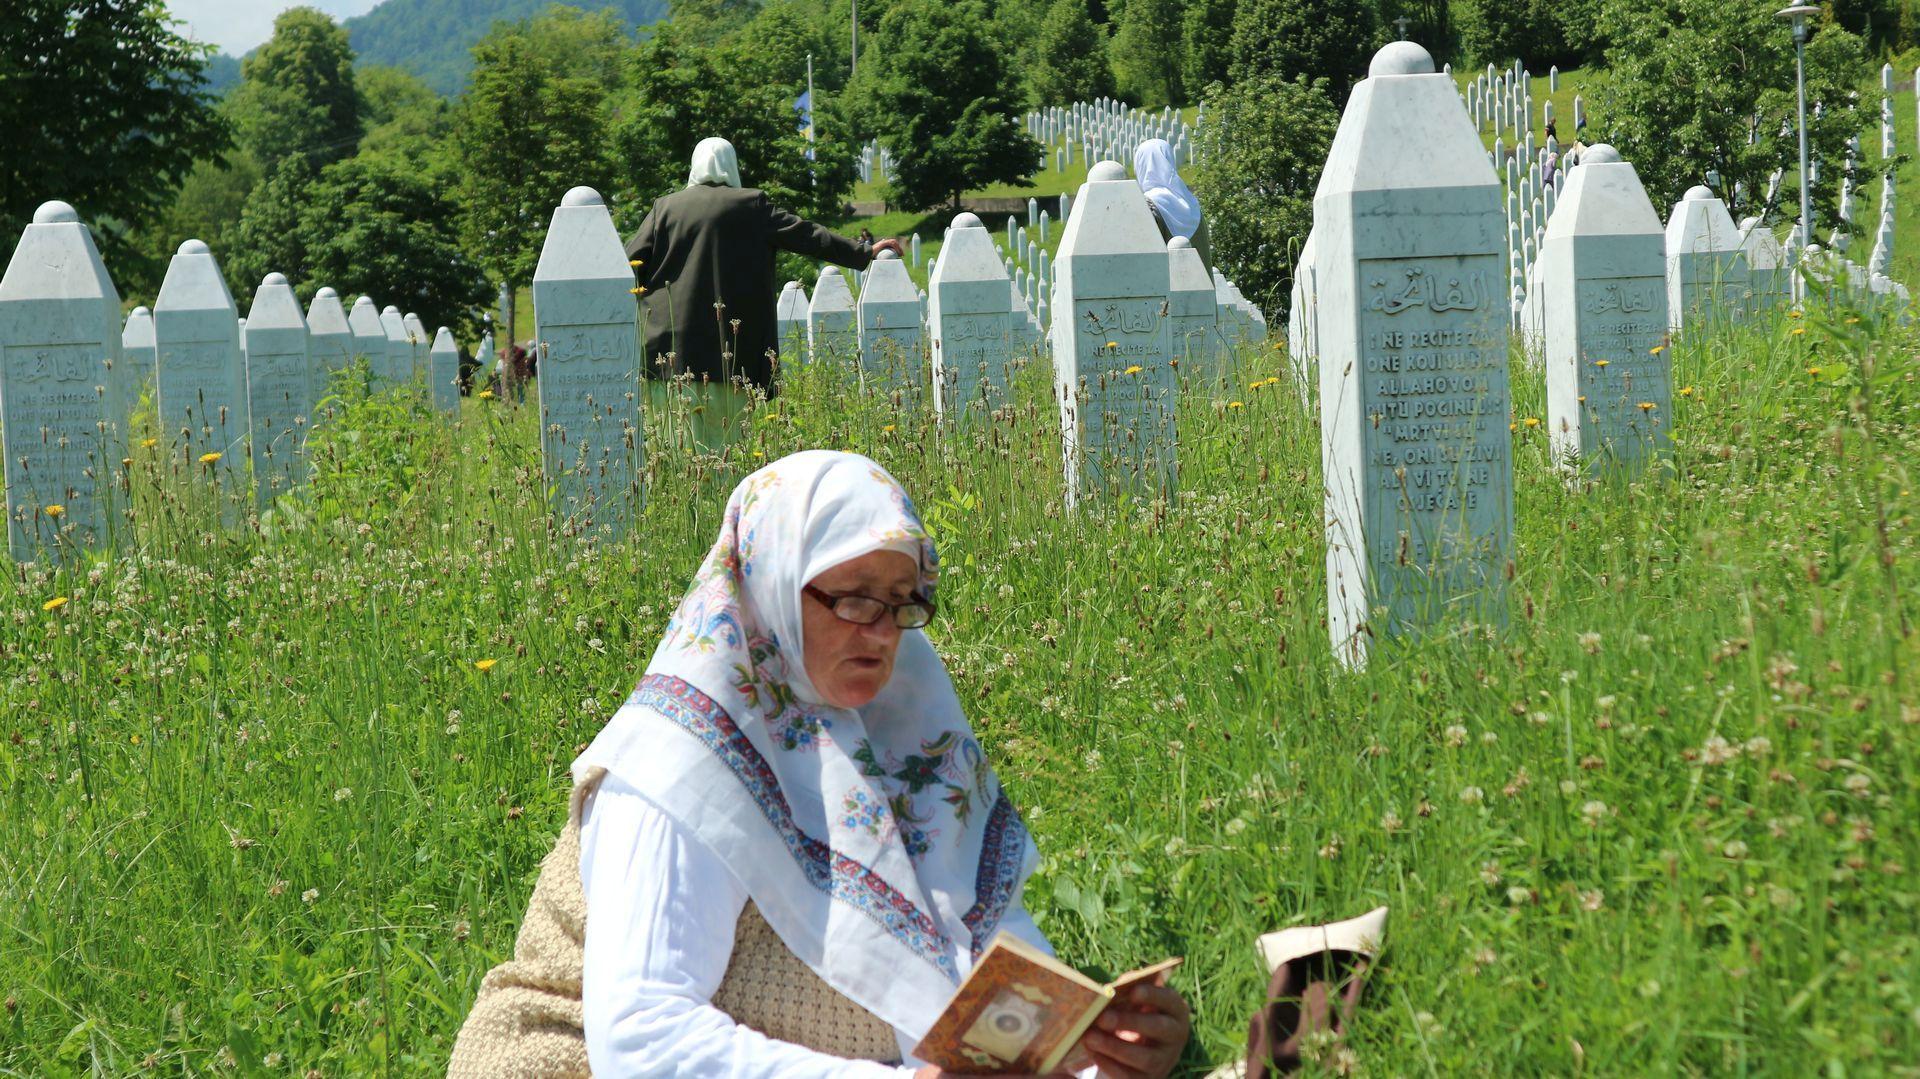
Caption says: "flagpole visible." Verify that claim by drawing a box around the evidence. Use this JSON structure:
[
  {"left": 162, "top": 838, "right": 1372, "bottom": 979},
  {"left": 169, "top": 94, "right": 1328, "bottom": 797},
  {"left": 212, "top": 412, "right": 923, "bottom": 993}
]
[{"left": 807, "top": 53, "right": 816, "bottom": 188}]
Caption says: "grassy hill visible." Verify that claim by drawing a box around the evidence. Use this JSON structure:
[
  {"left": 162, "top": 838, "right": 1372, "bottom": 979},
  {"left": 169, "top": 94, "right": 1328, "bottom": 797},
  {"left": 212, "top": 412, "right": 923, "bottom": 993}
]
[{"left": 343, "top": 0, "right": 668, "bottom": 95}]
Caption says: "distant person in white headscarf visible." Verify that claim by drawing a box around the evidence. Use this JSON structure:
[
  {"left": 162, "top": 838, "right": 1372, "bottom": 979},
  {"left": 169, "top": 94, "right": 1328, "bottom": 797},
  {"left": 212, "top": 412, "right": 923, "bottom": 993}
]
[{"left": 1132, "top": 138, "right": 1210, "bottom": 261}]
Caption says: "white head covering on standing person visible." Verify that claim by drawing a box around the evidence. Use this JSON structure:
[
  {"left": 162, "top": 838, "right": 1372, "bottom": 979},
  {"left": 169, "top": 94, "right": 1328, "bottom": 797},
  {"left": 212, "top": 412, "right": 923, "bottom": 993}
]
[
  {"left": 687, "top": 136, "right": 744, "bottom": 188},
  {"left": 573, "top": 450, "right": 1038, "bottom": 1040},
  {"left": 1132, "top": 137, "right": 1201, "bottom": 240}
]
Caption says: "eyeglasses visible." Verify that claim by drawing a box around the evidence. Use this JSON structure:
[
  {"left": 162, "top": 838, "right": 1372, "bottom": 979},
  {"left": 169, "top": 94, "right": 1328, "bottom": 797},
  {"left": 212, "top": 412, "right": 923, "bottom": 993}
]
[{"left": 802, "top": 583, "right": 936, "bottom": 629}]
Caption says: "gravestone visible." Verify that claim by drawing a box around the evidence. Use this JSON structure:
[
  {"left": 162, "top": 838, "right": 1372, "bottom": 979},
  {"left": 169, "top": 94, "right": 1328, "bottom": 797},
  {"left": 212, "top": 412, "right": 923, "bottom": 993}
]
[
  {"left": 1738, "top": 219, "right": 1791, "bottom": 309},
  {"left": 347, "top": 297, "right": 387, "bottom": 379},
  {"left": 0, "top": 201, "right": 119, "bottom": 559},
  {"left": 404, "top": 312, "right": 429, "bottom": 382},
  {"left": 1316, "top": 41, "right": 1514, "bottom": 668},
  {"left": 776, "top": 280, "right": 809, "bottom": 363},
  {"left": 243, "top": 273, "right": 313, "bottom": 505},
  {"left": 154, "top": 239, "right": 248, "bottom": 486},
  {"left": 1051, "top": 160, "right": 1175, "bottom": 506},
  {"left": 121, "top": 306, "right": 157, "bottom": 422},
  {"left": 378, "top": 305, "right": 411, "bottom": 390},
  {"left": 532, "top": 186, "right": 645, "bottom": 538},
  {"left": 807, "top": 267, "right": 857, "bottom": 364},
  {"left": 1541, "top": 145, "right": 1671, "bottom": 471},
  {"left": 928, "top": 212, "right": 1017, "bottom": 418},
  {"left": 1167, "top": 236, "right": 1219, "bottom": 385},
  {"left": 857, "top": 251, "right": 924, "bottom": 400},
  {"left": 1288, "top": 230, "right": 1321, "bottom": 402},
  {"left": 305, "top": 287, "right": 353, "bottom": 419},
  {"left": 1665, "top": 185, "right": 1749, "bottom": 332},
  {"left": 430, "top": 327, "right": 460, "bottom": 414}
]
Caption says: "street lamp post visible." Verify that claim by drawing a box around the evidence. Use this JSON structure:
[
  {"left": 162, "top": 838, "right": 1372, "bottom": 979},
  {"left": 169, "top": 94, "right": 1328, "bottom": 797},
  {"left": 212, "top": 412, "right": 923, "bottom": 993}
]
[{"left": 1778, "top": 4, "right": 1820, "bottom": 298}]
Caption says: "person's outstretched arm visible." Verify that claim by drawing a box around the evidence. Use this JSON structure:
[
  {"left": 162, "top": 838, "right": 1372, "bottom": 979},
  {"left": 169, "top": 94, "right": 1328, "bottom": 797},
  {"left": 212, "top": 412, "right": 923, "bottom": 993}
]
[{"left": 764, "top": 193, "right": 875, "bottom": 270}]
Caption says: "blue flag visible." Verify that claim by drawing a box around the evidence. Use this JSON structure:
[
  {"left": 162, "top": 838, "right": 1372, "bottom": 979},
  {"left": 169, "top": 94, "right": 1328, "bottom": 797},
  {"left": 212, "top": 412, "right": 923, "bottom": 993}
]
[{"left": 795, "top": 90, "right": 815, "bottom": 160}]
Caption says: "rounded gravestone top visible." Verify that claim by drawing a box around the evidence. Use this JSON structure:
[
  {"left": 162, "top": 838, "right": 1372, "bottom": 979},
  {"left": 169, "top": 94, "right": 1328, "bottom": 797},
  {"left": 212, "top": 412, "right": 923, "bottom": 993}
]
[
  {"left": 1088, "top": 160, "right": 1129, "bottom": 182},
  {"left": 263, "top": 272, "right": 289, "bottom": 287},
  {"left": 1737, "top": 215, "right": 1760, "bottom": 231},
  {"left": 1684, "top": 184, "right": 1716, "bottom": 201},
  {"left": 383, "top": 304, "right": 400, "bottom": 315},
  {"left": 34, "top": 200, "right": 79, "bottom": 225},
  {"left": 1806, "top": 243, "right": 1824, "bottom": 255},
  {"left": 1168, "top": 235, "right": 1193, "bottom": 250},
  {"left": 875, "top": 249, "right": 900, "bottom": 260},
  {"left": 316, "top": 286, "right": 338, "bottom": 299},
  {"left": 131, "top": 305, "right": 151, "bottom": 317},
  {"left": 952, "top": 212, "right": 984, "bottom": 229},
  {"left": 782, "top": 280, "right": 800, "bottom": 291},
  {"left": 562, "top": 186, "right": 604, "bottom": 208},
  {"left": 179, "top": 239, "right": 210, "bottom": 256},
  {"left": 352, "top": 295, "right": 374, "bottom": 308},
  {"left": 1369, "top": 41, "right": 1436, "bottom": 77},
  {"left": 1582, "top": 143, "right": 1622, "bottom": 164}
]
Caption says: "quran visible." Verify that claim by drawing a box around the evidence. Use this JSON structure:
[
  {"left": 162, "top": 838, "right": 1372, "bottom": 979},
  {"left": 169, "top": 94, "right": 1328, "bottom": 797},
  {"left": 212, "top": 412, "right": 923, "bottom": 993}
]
[{"left": 911, "top": 934, "right": 1182, "bottom": 1074}]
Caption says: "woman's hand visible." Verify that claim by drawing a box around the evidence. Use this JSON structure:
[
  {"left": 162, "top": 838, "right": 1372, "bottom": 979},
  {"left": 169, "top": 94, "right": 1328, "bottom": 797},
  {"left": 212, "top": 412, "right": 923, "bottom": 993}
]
[
  {"left": 1076, "top": 983, "right": 1191, "bottom": 1079},
  {"left": 871, "top": 237, "right": 905, "bottom": 258}
]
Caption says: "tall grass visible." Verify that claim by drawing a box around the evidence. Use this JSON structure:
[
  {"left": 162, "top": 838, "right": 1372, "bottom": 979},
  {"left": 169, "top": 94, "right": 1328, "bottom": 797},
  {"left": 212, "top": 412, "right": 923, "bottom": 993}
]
[{"left": 2, "top": 298, "right": 1916, "bottom": 1076}]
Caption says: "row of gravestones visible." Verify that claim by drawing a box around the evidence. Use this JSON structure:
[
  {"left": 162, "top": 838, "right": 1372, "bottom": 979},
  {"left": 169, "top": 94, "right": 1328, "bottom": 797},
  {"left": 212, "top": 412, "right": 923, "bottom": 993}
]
[
  {"left": 0, "top": 201, "right": 462, "bottom": 561},
  {"left": 1026, "top": 100, "right": 1195, "bottom": 172}
]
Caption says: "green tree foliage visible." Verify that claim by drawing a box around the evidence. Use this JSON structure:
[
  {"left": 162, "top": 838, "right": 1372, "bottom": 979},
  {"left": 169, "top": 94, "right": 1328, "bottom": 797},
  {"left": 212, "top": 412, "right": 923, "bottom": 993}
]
[
  {"left": 850, "top": 0, "right": 1044, "bottom": 211},
  {"left": 1031, "top": 0, "right": 1117, "bottom": 109},
  {"left": 453, "top": 16, "right": 617, "bottom": 300},
  {"left": 1455, "top": 0, "right": 1604, "bottom": 70},
  {"left": 121, "top": 151, "right": 261, "bottom": 301},
  {"left": 609, "top": 23, "right": 856, "bottom": 229},
  {"left": 1377, "top": 0, "right": 1455, "bottom": 60},
  {"left": 226, "top": 155, "right": 492, "bottom": 336},
  {"left": 1190, "top": 73, "right": 1338, "bottom": 318},
  {"left": 1595, "top": 0, "right": 1867, "bottom": 227},
  {"left": 226, "top": 7, "right": 362, "bottom": 169},
  {"left": 748, "top": 0, "right": 851, "bottom": 92},
  {"left": 1180, "top": 0, "right": 1236, "bottom": 101},
  {"left": 667, "top": 0, "right": 761, "bottom": 46},
  {"left": 344, "top": 0, "right": 668, "bottom": 95},
  {"left": 0, "top": 0, "right": 229, "bottom": 256},
  {"left": 1228, "top": 0, "right": 1376, "bottom": 105},
  {"left": 1110, "top": 0, "right": 1185, "bottom": 107},
  {"left": 355, "top": 66, "right": 456, "bottom": 175}
]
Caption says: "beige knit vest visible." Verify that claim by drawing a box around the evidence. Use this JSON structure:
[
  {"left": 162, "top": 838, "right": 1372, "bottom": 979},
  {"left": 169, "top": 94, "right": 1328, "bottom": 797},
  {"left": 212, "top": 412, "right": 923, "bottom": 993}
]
[{"left": 447, "top": 771, "right": 900, "bottom": 1076}]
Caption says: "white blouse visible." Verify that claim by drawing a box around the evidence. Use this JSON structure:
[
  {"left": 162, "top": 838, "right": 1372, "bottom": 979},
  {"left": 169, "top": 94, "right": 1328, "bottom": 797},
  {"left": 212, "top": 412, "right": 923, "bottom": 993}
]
[{"left": 579, "top": 771, "right": 1063, "bottom": 1077}]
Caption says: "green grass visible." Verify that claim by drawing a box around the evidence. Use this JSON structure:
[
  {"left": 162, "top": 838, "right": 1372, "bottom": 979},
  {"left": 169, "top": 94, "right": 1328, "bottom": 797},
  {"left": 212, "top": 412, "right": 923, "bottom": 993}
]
[{"left": 3, "top": 287, "right": 1918, "bottom": 1074}]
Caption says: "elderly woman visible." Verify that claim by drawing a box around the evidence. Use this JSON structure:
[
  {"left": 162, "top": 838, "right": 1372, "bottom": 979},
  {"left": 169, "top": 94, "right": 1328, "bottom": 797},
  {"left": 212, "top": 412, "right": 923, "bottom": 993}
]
[
  {"left": 1131, "top": 139, "right": 1210, "bottom": 263},
  {"left": 449, "top": 451, "right": 1191, "bottom": 1077}
]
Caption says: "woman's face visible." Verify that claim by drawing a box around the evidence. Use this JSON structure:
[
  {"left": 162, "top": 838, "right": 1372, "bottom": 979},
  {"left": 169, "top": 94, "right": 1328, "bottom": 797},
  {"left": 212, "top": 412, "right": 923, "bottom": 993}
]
[{"left": 801, "top": 549, "right": 919, "bottom": 709}]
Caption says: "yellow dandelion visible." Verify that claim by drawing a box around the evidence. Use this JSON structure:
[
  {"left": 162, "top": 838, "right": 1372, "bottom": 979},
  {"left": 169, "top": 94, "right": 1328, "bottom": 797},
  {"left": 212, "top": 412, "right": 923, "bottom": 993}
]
[
  {"left": 630, "top": 259, "right": 643, "bottom": 267},
  {"left": 1788, "top": 308, "right": 1803, "bottom": 319},
  {"left": 882, "top": 424, "right": 897, "bottom": 433},
  {"left": 1845, "top": 316, "right": 1860, "bottom": 325},
  {"left": 1649, "top": 344, "right": 1666, "bottom": 355},
  {"left": 1124, "top": 364, "right": 1144, "bottom": 375},
  {"left": 1807, "top": 365, "right": 1822, "bottom": 376},
  {"left": 1577, "top": 395, "right": 1587, "bottom": 403},
  {"left": 1508, "top": 421, "right": 1517, "bottom": 432},
  {"left": 43, "top": 505, "right": 64, "bottom": 518},
  {"left": 1263, "top": 376, "right": 1281, "bottom": 386},
  {"left": 198, "top": 451, "right": 222, "bottom": 465},
  {"left": 474, "top": 658, "right": 498, "bottom": 672},
  {"left": 478, "top": 389, "right": 495, "bottom": 400},
  {"left": 1229, "top": 400, "right": 1245, "bottom": 409},
  {"left": 140, "top": 438, "right": 158, "bottom": 448},
  {"left": 1248, "top": 379, "right": 1263, "bottom": 390},
  {"left": 630, "top": 286, "right": 648, "bottom": 295},
  {"left": 1593, "top": 359, "right": 1610, "bottom": 368},
  {"left": 1790, "top": 326, "right": 1806, "bottom": 336},
  {"left": 1679, "top": 385, "right": 1695, "bottom": 397},
  {"left": 129, "top": 733, "right": 141, "bottom": 745},
  {"left": 752, "top": 450, "right": 765, "bottom": 458},
  {"left": 1105, "top": 341, "right": 1119, "bottom": 349},
  {"left": 1523, "top": 416, "right": 1540, "bottom": 428},
  {"left": 1637, "top": 401, "right": 1655, "bottom": 412},
  {"left": 42, "top": 596, "right": 68, "bottom": 612}
]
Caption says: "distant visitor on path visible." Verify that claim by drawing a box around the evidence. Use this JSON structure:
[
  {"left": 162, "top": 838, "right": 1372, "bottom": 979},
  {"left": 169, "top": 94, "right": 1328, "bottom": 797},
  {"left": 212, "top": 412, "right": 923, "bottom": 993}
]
[
  {"left": 446, "top": 450, "right": 1193, "bottom": 1076},
  {"left": 624, "top": 137, "right": 879, "bottom": 393},
  {"left": 1133, "top": 137, "right": 1210, "bottom": 262}
]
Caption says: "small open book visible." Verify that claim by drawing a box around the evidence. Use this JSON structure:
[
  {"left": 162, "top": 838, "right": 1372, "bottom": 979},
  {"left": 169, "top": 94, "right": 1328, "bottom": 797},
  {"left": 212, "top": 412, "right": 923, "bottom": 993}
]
[{"left": 911, "top": 933, "right": 1182, "bottom": 1074}]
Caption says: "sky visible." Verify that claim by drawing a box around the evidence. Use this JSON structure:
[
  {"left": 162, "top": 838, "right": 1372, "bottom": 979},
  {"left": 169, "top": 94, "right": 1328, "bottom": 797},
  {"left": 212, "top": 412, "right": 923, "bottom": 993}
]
[{"left": 168, "top": 0, "right": 385, "bottom": 57}]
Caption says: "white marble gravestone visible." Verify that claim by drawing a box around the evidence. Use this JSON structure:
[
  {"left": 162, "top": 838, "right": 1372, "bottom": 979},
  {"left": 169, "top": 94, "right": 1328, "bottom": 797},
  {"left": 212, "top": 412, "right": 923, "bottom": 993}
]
[
  {"left": 1738, "top": 218, "right": 1791, "bottom": 310},
  {"left": 808, "top": 267, "right": 857, "bottom": 364},
  {"left": 403, "top": 312, "right": 429, "bottom": 382},
  {"left": 776, "top": 280, "right": 809, "bottom": 363},
  {"left": 305, "top": 288, "right": 352, "bottom": 420},
  {"left": 857, "top": 251, "right": 924, "bottom": 399},
  {"left": 1050, "top": 160, "right": 1175, "bottom": 506},
  {"left": 243, "top": 273, "right": 313, "bottom": 505},
  {"left": 532, "top": 186, "right": 645, "bottom": 538},
  {"left": 0, "top": 201, "right": 120, "bottom": 558},
  {"left": 1541, "top": 145, "right": 1671, "bottom": 471},
  {"left": 1665, "top": 185, "right": 1749, "bottom": 332},
  {"left": 1316, "top": 42, "right": 1514, "bottom": 668},
  {"left": 347, "top": 296, "right": 387, "bottom": 381},
  {"left": 1288, "top": 231, "right": 1322, "bottom": 403},
  {"left": 928, "top": 211, "right": 1017, "bottom": 418},
  {"left": 154, "top": 239, "right": 248, "bottom": 485},
  {"left": 121, "top": 306, "right": 157, "bottom": 425},
  {"left": 1167, "top": 236, "right": 1219, "bottom": 385},
  {"left": 430, "top": 326, "right": 460, "bottom": 414},
  {"left": 378, "top": 305, "right": 411, "bottom": 390}
]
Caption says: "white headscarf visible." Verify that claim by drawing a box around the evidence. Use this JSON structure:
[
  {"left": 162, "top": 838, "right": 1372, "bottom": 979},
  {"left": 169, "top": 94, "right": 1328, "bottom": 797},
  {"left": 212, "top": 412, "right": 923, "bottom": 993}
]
[
  {"left": 574, "top": 450, "right": 1037, "bottom": 1039},
  {"left": 687, "top": 136, "right": 743, "bottom": 188},
  {"left": 1133, "top": 138, "right": 1201, "bottom": 240}
]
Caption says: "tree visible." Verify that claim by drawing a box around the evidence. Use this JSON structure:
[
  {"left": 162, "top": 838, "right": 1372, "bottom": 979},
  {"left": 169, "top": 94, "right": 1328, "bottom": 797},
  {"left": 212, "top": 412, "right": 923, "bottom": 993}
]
[
  {"left": 225, "top": 156, "right": 317, "bottom": 303},
  {"left": 850, "top": 0, "right": 1043, "bottom": 211},
  {"left": 226, "top": 7, "right": 362, "bottom": 168},
  {"left": 1227, "top": 0, "right": 1375, "bottom": 106},
  {"left": 1030, "top": 0, "right": 1116, "bottom": 108},
  {"left": 0, "top": 0, "right": 229, "bottom": 255},
  {"left": 452, "top": 16, "right": 616, "bottom": 337},
  {"left": 667, "top": 0, "right": 759, "bottom": 46},
  {"left": 1190, "top": 73, "right": 1338, "bottom": 318},
  {"left": 354, "top": 66, "right": 456, "bottom": 176},
  {"left": 1180, "top": 0, "right": 1236, "bottom": 102},
  {"left": 1595, "top": 0, "right": 1867, "bottom": 228},
  {"left": 1110, "top": 0, "right": 1185, "bottom": 107},
  {"left": 1455, "top": 0, "right": 1601, "bottom": 70}
]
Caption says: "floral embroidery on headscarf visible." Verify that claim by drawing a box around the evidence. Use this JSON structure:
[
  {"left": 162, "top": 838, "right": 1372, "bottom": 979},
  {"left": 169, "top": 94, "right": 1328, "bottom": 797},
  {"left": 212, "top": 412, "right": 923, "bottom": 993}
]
[{"left": 731, "top": 635, "right": 833, "bottom": 751}]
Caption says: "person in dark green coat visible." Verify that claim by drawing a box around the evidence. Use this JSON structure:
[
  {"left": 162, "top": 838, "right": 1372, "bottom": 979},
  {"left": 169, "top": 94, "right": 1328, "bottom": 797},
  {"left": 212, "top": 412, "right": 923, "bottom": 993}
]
[{"left": 624, "top": 138, "right": 877, "bottom": 395}]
